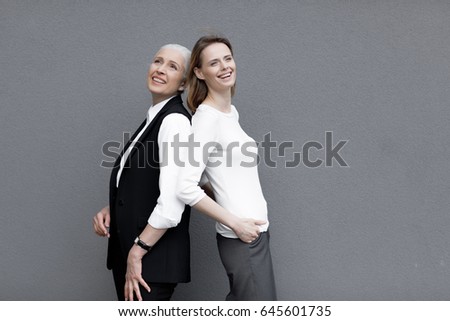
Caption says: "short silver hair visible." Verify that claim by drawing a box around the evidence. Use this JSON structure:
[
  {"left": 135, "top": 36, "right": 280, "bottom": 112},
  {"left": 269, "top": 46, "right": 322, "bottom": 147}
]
[{"left": 158, "top": 44, "right": 191, "bottom": 77}]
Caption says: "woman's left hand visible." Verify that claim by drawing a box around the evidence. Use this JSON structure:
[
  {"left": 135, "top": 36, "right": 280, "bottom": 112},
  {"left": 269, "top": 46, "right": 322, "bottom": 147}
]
[
  {"left": 124, "top": 246, "right": 151, "bottom": 301},
  {"left": 232, "top": 218, "right": 266, "bottom": 243}
]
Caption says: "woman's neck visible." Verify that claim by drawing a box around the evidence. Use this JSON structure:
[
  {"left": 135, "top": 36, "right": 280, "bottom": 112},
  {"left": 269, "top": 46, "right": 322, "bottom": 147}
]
[
  {"left": 203, "top": 90, "right": 232, "bottom": 113},
  {"left": 151, "top": 93, "right": 176, "bottom": 106}
]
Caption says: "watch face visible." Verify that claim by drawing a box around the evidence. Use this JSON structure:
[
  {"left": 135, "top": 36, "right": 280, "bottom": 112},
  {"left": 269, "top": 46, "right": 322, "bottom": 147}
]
[{"left": 134, "top": 237, "right": 150, "bottom": 251}]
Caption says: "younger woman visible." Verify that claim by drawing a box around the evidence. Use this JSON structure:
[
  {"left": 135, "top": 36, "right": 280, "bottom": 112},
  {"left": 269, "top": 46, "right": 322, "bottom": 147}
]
[{"left": 177, "top": 35, "right": 277, "bottom": 300}]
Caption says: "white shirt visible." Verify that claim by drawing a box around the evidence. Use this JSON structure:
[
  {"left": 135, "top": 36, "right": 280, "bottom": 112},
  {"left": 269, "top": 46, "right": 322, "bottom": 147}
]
[
  {"left": 177, "top": 104, "right": 269, "bottom": 238},
  {"left": 116, "top": 96, "right": 192, "bottom": 229}
]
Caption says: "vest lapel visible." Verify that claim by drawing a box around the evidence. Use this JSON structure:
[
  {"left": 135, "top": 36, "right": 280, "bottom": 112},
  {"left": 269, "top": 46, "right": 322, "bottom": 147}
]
[
  {"left": 110, "top": 118, "right": 147, "bottom": 188},
  {"left": 127, "top": 95, "right": 181, "bottom": 161}
]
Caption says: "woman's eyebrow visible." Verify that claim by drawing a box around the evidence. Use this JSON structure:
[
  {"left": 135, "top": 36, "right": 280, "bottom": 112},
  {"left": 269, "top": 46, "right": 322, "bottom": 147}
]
[
  {"left": 207, "top": 55, "right": 231, "bottom": 64},
  {"left": 169, "top": 60, "right": 181, "bottom": 68}
]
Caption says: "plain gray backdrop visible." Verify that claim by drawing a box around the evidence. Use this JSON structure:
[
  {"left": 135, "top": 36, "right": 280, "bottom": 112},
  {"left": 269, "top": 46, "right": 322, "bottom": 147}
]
[{"left": 1, "top": 0, "right": 449, "bottom": 300}]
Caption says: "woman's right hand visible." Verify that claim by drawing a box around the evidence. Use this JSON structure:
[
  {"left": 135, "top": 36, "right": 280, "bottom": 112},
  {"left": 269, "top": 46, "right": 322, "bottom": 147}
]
[
  {"left": 231, "top": 218, "right": 266, "bottom": 243},
  {"left": 93, "top": 205, "right": 111, "bottom": 237}
]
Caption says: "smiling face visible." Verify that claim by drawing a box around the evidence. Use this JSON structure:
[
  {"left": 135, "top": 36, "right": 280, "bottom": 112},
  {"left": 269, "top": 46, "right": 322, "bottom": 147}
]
[
  {"left": 194, "top": 42, "right": 236, "bottom": 94},
  {"left": 147, "top": 47, "right": 186, "bottom": 104}
]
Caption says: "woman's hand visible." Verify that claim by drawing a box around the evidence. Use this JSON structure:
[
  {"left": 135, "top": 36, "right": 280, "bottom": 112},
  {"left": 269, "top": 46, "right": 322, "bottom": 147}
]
[
  {"left": 124, "top": 246, "right": 151, "bottom": 301},
  {"left": 230, "top": 218, "right": 266, "bottom": 243},
  {"left": 192, "top": 196, "right": 266, "bottom": 243},
  {"left": 93, "top": 205, "right": 110, "bottom": 237}
]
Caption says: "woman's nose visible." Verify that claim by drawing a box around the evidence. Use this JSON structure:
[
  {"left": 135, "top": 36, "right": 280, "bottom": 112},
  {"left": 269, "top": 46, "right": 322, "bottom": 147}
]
[
  {"left": 220, "top": 61, "right": 228, "bottom": 70},
  {"left": 157, "top": 64, "right": 167, "bottom": 74}
]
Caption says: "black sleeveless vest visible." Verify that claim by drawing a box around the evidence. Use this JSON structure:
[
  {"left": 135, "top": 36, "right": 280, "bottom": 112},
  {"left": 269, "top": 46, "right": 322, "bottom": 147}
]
[{"left": 107, "top": 95, "right": 191, "bottom": 283}]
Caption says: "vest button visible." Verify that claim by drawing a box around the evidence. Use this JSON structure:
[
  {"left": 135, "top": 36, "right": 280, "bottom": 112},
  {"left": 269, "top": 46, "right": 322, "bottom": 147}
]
[{"left": 118, "top": 199, "right": 124, "bottom": 206}]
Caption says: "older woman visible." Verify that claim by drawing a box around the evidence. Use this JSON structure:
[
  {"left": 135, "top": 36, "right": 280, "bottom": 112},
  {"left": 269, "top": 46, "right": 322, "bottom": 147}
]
[{"left": 93, "top": 44, "right": 193, "bottom": 301}]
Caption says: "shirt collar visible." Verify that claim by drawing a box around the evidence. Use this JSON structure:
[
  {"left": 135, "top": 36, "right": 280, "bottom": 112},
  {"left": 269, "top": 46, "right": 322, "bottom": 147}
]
[{"left": 146, "top": 95, "right": 175, "bottom": 123}]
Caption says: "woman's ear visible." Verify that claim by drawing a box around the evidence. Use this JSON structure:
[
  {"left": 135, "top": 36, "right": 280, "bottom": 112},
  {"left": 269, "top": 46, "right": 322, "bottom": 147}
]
[
  {"left": 178, "top": 80, "right": 186, "bottom": 92},
  {"left": 194, "top": 67, "right": 204, "bottom": 80}
]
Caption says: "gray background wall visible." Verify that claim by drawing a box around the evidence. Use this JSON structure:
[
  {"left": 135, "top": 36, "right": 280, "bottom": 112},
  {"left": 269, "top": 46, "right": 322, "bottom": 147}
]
[{"left": 1, "top": 0, "right": 449, "bottom": 300}]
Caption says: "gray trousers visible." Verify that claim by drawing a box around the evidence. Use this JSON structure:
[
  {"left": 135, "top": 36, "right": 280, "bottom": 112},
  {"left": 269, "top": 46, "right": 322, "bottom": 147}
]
[{"left": 216, "top": 231, "right": 277, "bottom": 301}]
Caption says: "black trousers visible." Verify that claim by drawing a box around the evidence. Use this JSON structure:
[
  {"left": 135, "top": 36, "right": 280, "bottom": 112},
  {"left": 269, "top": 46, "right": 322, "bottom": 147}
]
[
  {"left": 217, "top": 231, "right": 277, "bottom": 301},
  {"left": 112, "top": 258, "right": 177, "bottom": 301}
]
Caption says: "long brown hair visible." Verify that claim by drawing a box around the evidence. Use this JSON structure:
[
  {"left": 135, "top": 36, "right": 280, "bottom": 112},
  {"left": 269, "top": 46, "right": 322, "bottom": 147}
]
[{"left": 186, "top": 35, "right": 236, "bottom": 113}]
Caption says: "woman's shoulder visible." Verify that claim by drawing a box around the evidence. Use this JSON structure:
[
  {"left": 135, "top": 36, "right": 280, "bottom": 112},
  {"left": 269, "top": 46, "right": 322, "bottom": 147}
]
[
  {"left": 192, "top": 104, "right": 221, "bottom": 128},
  {"left": 194, "top": 104, "right": 222, "bottom": 120},
  {"left": 197, "top": 103, "right": 238, "bottom": 118},
  {"left": 231, "top": 105, "right": 239, "bottom": 119}
]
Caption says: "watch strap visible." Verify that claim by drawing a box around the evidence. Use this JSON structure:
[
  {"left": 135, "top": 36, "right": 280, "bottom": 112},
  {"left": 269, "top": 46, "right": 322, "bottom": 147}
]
[{"left": 134, "top": 236, "right": 152, "bottom": 251}]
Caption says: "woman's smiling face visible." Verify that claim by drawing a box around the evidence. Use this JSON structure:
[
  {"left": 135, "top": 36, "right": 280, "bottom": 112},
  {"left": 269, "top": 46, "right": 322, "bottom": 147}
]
[
  {"left": 147, "top": 47, "right": 186, "bottom": 104},
  {"left": 194, "top": 42, "right": 236, "bottom": 94}
]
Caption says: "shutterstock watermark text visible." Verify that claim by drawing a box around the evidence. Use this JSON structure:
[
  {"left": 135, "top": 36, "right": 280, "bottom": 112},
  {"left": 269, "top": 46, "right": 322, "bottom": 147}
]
[{"left": 100, "top": 131, "right": 349, "bottom": 169}]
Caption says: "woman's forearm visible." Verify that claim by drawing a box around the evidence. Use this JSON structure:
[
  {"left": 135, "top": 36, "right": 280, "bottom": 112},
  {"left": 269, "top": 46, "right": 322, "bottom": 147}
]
[
  {"left": 192, "top": 196, "right": 264, "bottom": 242},
  {"left": 192, "top": 195, "right": 239, "bottom": 230}
]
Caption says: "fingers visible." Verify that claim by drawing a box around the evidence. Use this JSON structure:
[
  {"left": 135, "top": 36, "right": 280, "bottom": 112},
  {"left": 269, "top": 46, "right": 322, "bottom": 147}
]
[
  {"left": 125, "top": 279, "right": 139, "bottom": 301},
  {"left": 234, "top": 217, "right": 266, "bottom": 243},
  {"left": 124, "top": 278, "right": 151, "bottom": 301},
  {"left": 104, "top": 214, "right": 111, "bottom": 231},
  {"left": 253, "top": 219, "right": 267, "bottom": 226},
  {"left": 247, "top": 227, "right": 261, "bottom": 243},
  {"left": 124, "top": 282, "right": 132, "bottom": 301},
  {"left": 240, "top": 231, "right": 257, "bottom": 243},
  {"left": 92, "top": 210, "right": 110, "bottom": 237},
  {"left": 93, "top": 215, "right": 107, "bottom": 236},
  {"left": 92, "top": 215, "right": 104, "bottom": 236},
  {"left": 140, "top": 278, "right": 151, "bottom": 295},
  {"left": 134, "top": 277, "right": 151, "bottom": 301},
  {"left": 134, "top": 283, "right": 143, "bottom": 301},
  {"left": 248, "top": 223, "right": 261, "bottom": 238}
]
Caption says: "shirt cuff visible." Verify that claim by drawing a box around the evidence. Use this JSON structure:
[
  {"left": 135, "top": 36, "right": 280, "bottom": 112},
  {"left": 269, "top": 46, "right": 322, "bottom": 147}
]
[
  {"left": 147, "top": 209, "right": 180, "bottom": 229},
  {"left": 187, "top": 191, "right": 207, "bottom": 207},
  {"left": 199, "top": 172, "right": 209, "bottom": 187}
]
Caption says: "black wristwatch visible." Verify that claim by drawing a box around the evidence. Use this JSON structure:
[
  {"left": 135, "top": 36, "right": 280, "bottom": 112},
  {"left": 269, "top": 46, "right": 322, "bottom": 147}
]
[{"left": 134, "top": 236, "right": 152, "bottom": 251}]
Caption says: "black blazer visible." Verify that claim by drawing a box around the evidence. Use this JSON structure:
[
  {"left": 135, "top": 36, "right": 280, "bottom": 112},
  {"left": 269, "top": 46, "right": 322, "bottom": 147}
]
[{"left": 107, "top": 95, "right": 192, "bottom": 283}]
